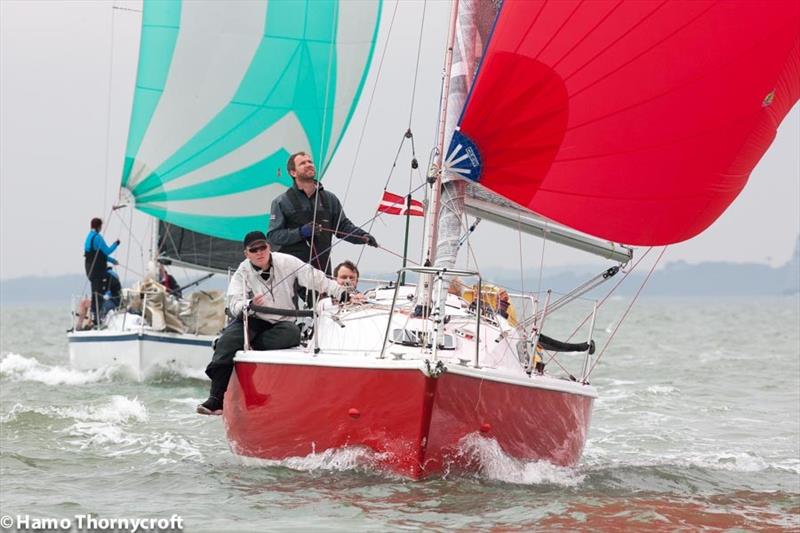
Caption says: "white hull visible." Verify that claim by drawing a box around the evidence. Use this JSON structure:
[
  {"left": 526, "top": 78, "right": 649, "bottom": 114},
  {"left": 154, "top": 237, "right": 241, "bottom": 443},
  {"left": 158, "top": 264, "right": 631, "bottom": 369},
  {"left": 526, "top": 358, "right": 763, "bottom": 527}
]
[{"left": 68, "top": 326, "right": 213, "bottom": 381}]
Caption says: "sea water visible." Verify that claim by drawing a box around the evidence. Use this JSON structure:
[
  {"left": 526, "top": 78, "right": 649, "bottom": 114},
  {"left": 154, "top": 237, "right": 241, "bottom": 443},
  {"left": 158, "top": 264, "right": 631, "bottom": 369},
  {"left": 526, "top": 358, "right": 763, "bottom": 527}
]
[{"left": 1, "top": 297, "right": 798, "bottom": 531}]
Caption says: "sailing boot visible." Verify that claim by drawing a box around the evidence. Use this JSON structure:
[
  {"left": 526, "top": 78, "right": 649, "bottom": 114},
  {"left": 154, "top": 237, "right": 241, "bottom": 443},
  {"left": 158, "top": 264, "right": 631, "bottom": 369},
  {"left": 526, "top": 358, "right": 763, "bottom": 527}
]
[{"left": 196, "top": 376, "right": 227, "bottom": 416}]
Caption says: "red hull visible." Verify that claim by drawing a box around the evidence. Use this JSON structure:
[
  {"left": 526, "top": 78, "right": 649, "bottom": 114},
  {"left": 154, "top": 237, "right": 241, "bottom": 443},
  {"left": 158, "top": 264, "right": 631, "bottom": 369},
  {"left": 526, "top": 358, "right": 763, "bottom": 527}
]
[{"left": 224, "top": 362, "right": 594, "bottom": 479}]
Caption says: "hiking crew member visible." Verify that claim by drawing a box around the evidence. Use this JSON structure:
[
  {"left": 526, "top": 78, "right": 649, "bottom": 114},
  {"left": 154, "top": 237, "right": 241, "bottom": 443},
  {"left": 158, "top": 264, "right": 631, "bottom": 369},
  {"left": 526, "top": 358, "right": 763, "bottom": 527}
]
[
  {"left": 83, "top": 217, "right": 120, "bottom": 324},
  {"left": 197, "top": 231, "right": 363, "bottom": 416}
]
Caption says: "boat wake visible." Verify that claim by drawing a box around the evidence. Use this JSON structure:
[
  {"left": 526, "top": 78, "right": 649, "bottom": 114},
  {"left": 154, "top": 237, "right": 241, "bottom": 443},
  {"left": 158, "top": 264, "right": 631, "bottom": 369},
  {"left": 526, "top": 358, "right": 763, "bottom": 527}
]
[
  {"left": 444, "top": 434, "right": 585, "bottom": 486},
  {"left": 232, "top": 435, "right": 583, "bottom": 485},
  {"left": 0, "top": 353, "right": 127, "bottom": 385},
  {"left": 234, "top": 445, "right": 392, "bottom": 476}
]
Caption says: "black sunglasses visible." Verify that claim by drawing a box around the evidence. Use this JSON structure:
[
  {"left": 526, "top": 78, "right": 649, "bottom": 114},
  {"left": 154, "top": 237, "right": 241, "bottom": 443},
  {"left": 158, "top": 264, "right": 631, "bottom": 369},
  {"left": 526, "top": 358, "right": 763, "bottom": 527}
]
[{"left": 247, "top": 244, "right": 268, "bottom": 253}]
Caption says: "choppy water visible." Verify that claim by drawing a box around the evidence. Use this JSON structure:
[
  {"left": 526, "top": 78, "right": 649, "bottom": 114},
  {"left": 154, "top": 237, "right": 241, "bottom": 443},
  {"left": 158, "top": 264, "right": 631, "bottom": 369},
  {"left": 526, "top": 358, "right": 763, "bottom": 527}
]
[{"left": 1, "top": 297, "right": 798, "bottom": 531}]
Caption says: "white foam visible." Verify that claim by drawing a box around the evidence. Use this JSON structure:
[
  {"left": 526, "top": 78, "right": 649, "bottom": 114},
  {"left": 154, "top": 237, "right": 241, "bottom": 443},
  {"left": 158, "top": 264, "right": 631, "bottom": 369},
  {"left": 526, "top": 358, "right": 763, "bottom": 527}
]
[
  {"left": 2, "top": 396, "right": 148, "bottom": 425},
  {"left": 235, "top": 445, "right": 389, "bottom": 474},
  {"left": 0, "top": 353, "right": 119, "bottom": 385},
  {"left": 169, "top": 398, "right": 207, "bottom": 406},
  {"left": 63, "top": 423, "right": 203, "bottom": 461},
  {"left": 68, "top": 421, "right": 135, "bottom": 448},
  {"left": 63, "top": 396, "right": 149, "bottom": 424},
  {"left": 679, "top": 451, "right": 772, "bottom": 473},
  {"left": 177, "top": 366, "right": 209, "bottom": 381},
  {"left": 451, "top": 434, "right": 585, "bottom": 486},
  {"left": 646, "top": 385, "right": 678, "bottom": 395},
  {"left": 140, "top": 432, "right": 203, "bottom": 461},
  {"left": 581, "top": 444, "right": 789, "bottom": 474},
  {"left": 35, "top": 396, "right": 205, "bottom": 460},
  {"left": 0, "top": 402, "right": 26, "bottom": 423}
]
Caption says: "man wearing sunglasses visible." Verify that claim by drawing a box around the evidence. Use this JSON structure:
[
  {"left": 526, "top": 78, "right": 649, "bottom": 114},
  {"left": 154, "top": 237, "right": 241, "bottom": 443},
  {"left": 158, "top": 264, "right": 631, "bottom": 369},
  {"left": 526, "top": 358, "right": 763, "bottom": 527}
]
[{"left": 197, "top": 231, "right": 362, "bottom": 415}]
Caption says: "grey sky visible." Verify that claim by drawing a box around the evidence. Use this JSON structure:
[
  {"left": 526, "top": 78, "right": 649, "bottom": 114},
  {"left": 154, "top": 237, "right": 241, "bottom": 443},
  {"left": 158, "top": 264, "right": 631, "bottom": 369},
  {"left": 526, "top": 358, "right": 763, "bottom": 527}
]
[{"left": 2, "top": 0, "right": 798, "bottom": 283}]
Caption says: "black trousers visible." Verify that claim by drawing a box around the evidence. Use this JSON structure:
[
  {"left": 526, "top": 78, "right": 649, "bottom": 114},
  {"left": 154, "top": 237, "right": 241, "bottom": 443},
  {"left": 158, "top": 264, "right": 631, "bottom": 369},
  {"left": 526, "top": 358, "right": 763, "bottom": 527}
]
[
  {"left": 204, "top": 317, "right": 301, "bottom": 402},
  {"left": 87, "top": 273, "right": 106, "bottom": 324}
]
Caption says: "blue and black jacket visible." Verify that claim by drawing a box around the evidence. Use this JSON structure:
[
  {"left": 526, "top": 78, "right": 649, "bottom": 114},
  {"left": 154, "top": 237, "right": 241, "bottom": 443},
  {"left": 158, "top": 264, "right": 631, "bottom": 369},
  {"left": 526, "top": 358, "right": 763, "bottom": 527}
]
[{"left": 84, "top": 230, "right": 118, "bottom": 279}]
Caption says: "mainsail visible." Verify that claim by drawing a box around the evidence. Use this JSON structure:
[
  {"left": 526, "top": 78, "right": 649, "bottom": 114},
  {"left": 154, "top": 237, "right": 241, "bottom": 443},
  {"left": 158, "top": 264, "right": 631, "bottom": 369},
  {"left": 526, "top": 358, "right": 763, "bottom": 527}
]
[
  {"left": 442, "top": 0, "right": 800, "bottom": 248},
  {"left": 119, "top": 0, "right": 382, "bottom": 269}
]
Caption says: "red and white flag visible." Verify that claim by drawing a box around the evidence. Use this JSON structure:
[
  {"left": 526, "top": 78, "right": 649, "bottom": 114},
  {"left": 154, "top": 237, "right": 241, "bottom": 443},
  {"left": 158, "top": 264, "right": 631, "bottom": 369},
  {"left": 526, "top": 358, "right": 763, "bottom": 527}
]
[{"left": 377, "top": 190, "right": 425, "bottom": 217}]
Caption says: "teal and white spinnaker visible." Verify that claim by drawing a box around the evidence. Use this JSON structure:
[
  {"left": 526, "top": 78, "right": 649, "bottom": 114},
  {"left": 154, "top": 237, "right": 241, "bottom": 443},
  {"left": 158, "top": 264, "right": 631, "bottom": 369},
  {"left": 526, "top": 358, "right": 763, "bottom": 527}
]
[{"left": 120, "top": 0, "right": 382, "bottom": 241}]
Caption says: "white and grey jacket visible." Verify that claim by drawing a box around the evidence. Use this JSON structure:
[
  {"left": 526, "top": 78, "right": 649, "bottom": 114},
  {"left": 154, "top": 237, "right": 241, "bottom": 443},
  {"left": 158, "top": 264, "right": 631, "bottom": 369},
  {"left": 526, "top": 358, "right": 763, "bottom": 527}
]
[{"left": 226, "top": 252, "right": 346, "bottom": 323}]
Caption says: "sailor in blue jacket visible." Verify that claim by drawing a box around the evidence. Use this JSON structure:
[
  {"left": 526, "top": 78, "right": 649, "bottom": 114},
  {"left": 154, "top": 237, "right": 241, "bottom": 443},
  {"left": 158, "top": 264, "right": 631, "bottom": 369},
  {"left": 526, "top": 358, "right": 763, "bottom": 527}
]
[{"left": 84, "top": 217, "right": 120, "bottom": 324}]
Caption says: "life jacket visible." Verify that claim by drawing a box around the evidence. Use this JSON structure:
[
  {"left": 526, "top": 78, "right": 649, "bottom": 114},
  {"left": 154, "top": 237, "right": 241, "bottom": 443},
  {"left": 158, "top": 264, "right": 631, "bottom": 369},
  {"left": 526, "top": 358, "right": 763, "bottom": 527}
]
[
  {"left": 462, "top": 284, "right": 518, "bottom": 326},
  {"left": 84, "top": 232, "right": 107, "bottom": 279},
  {"left": 278, "top": 186, "right": 333, "bottom": 272}
]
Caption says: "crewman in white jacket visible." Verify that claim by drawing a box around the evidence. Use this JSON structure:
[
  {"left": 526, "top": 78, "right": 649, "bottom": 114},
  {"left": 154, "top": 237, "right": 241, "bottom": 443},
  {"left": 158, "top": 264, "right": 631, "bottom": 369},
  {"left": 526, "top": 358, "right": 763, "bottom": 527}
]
[{"left": 197, "top": 230, "right": 361, "bottom": 415}]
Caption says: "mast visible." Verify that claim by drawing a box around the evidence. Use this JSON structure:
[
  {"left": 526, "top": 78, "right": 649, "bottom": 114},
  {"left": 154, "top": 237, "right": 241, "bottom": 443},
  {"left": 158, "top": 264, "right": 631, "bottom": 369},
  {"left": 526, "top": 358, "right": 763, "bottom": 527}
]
[{"left": 422, "top": 0, "right": 460, "bottom": 267}]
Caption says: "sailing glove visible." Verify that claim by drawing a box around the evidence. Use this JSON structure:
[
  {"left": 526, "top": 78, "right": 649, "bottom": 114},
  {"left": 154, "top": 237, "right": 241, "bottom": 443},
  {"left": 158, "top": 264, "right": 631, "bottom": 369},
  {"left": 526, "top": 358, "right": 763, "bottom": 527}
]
[
  {"left": 365, "top": 234, "right": 378, "bottom": 248},
  {"left": 299, "top": 223, "right": 322, "bottom": 239}
]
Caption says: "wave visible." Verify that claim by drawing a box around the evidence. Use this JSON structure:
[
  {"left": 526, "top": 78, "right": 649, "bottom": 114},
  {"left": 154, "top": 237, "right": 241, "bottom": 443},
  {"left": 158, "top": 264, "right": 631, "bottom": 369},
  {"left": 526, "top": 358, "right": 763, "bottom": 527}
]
[
  {"left": 0, "top": 353, "right": 207, "bottom": 385},
  {"left": 2, "top": 395, "right": 148, "bottom": 425},
  {"left": 0, "top": 353, "right": 124, "bottom": 385},
  {"left": 582, "top": 444, "right": 799, "bottom": 475},
  {"left": 2, "top": 395, "right": 203, "bottom": 462}
]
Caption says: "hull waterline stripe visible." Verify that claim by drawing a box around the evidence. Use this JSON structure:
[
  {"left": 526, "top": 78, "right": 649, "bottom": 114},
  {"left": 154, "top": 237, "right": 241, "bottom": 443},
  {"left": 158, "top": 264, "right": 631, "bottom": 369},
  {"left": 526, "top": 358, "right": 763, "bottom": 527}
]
[{"left": 68, "top": 334, "right": 212, "bottom": 347}]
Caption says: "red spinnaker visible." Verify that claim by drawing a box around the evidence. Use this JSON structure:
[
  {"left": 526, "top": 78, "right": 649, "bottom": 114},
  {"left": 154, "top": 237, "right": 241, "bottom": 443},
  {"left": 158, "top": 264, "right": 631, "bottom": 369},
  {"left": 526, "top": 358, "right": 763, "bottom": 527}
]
[{"left": 456, "top": 0, "right": 800, "bottom": 245}]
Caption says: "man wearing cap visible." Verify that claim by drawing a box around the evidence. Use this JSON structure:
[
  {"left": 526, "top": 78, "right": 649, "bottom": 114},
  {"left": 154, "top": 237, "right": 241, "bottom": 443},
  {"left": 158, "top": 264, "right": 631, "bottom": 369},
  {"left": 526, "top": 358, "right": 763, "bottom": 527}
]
[
  {"left": 267, "top": 152, "right": 378, "bottom": 275},
  {"left": 197, "top": 230, "right": 362, "bottom": 415}
]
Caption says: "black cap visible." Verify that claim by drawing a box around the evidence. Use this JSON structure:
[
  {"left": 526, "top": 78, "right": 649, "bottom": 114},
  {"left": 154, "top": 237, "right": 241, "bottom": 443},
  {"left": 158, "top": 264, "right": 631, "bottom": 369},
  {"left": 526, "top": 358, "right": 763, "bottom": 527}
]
[{"left": 243, "top": 231, "right": 268, "bottom": 249}]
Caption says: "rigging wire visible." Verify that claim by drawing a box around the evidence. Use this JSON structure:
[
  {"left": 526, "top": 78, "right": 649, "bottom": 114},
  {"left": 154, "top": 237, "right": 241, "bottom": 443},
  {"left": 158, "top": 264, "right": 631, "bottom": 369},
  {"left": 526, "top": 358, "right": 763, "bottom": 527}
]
[
  {"left": 355, "top": 130, "right": 423, "bottom": 266},
  {"left": 585, "top": 246, "right": 667, "bottom": 378},
  {"left": 536, "top": 228, "right": 548, "bottom": 297},
  {"left": 101, "top": 4, "right": 118, "bottom": 216},
  {"left": 299, "top": 0, "right": 340, "bottom": 306},
  {"left": 516, "top": 215, "right": 530, "bottom": 329},
  {"left": 270, "top": 181, "right": 429, "bottom": 292},
  {"left": 558, "top": 247, "right": 653, "bottom": 345},
  {"left": 538, "top": 247, "right": 656, "bottom": 377},
  {"left": 342, "top": 1, "right": 428, "bottom": 271},
  {"left": 336, "top": 1, "right": 401, "bottom": 228},
  {"left": 407, "top": 0, "right": 428, "bottom": 129}
]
